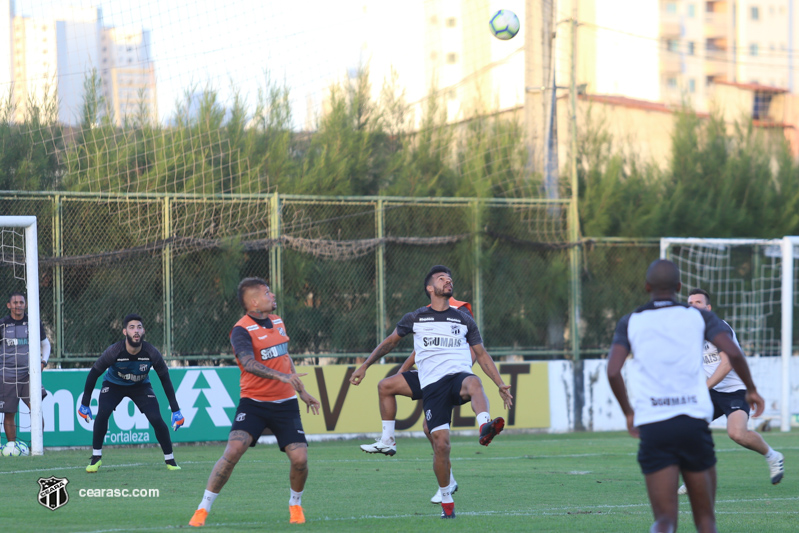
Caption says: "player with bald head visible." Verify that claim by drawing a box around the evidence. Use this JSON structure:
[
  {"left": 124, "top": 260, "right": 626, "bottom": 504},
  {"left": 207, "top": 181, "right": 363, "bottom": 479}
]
[{"left": 607, "top": 259, "right": 765, "bottom": 533}]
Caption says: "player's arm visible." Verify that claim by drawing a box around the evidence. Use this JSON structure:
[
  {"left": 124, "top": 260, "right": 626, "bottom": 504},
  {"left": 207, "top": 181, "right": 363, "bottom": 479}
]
[
  {"left": 77, "top": 349, "right": 113, "bottom": 422},
  {"left": 288, "top": 356, "right": 320, "bottom": 415},
  {"left": 711, "top": 331, "right": 764, "bottom": 417},
  {"left": 152, "top": 350, "right": 181, "bottom": 412},
  {"left": 607, "top": 313, "right": 637, "bottom": 437},
  {"left": 349, "top": 328, "right": 403, "bottom": 385},
  {"left": 40, "top": 338, "right": 51, "bottom": 370},
  {"left": 706, "top": 350, "right": 732, "bottom": 389},
  {"left": 397, "top": 351, "right": 416, "bottom": 373},
  {"left": 471, "top": 344, "right": 513, "bottom": 409}
]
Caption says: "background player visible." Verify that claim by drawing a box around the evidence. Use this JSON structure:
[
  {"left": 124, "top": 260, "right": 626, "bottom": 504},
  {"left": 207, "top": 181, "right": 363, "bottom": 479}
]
[
  {"left": 675, "top": 288, "right": 783, "bottom": 494},
  {"left": 77, "top": 313, "right": 184, "bottom": 472},
  {"left": 0, "top": 292, "right": 50, "bottom": 444},
  {"left": 189, "top": 277, "right": 320, "bottom": 527},
  {"left": 607, "top": 259, "right": 764, "bottom": 533},
  {"left": 350, "top": 296, "right": 473, "bottom": 504}
]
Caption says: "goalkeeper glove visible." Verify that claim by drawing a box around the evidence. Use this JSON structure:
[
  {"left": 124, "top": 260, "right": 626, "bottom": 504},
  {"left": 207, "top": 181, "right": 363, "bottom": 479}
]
[
  {"left": 171, "top": 410, "right": 184, "bottom": 431},
  {"left": 78, "top": 404, "right": 93, "bottom": 422}
]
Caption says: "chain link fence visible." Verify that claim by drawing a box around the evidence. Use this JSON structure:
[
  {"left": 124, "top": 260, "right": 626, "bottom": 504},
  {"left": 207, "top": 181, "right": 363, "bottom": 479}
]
[{"left": 0, "top": 192, "right": 670, "bottom": 365}]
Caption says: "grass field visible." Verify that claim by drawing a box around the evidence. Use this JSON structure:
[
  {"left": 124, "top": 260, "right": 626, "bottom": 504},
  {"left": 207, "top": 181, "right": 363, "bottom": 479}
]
[{"left": 1, "top": 430, "right": 797, "bottom": 532}]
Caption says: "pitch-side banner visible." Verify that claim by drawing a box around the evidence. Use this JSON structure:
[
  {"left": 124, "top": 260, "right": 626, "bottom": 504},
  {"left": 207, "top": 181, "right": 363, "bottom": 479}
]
[{"left": 8, "top": 363, "right": 549, "bottom": 447}]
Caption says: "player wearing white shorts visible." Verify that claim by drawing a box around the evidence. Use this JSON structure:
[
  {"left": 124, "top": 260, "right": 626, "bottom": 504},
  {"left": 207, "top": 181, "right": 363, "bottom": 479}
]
[{"left": 675, "top": 288, "right": 784, "bottom": 495}]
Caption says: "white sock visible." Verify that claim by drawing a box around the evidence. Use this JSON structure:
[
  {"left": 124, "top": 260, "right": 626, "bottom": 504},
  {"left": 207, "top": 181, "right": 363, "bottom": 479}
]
[
  {"left": 164, "top": 453, "right": 174, "bottom": 461},
  {"left": 765, "top": 447, "right": 779, "bottom": 461},
  {"left": 290, "top": 489, "right": 303, "bottom": 506},
  {"left": 476, "top": 412, "right": 491, "bottom": 427},
  {"left": 199, "top": 490, "right": 218, "bottom": 511},
  {"left": 449, "top": 469, "right": 456, "bottom": 485},
  {"left": 440, "top": 485, "right": 453, "bottom": 504},
  {"left": 381, "top": 420, "right": 395, "bottom": 443},
  {"left": 92, "top": 449, "right": 102, "bottom": 457}
]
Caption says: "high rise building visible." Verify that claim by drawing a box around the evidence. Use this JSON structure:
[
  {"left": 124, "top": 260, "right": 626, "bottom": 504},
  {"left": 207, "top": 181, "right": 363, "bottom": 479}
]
[{"left": 100, "top": 26, "right": 157, "bottom": 125}]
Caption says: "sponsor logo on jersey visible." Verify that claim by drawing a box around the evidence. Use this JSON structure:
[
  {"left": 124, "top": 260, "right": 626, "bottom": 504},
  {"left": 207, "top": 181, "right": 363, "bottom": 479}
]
[
  {"left": 260, "top": 346, "right": 281, "bottom": 360},
  {"left": 117, "top": 358, "right": 130, "bottom": 362},
  {"left": 236, "top": 413, "right": 246, "bottom": 422},
  {"left": 258, "top": 335, "right": 268, "bottom": 340},
  {"left": 297, "top": 429, "right": 305, "bottom": 434},
  {"left": 38, "top": 476, "right": 70, "bottom": 511},
  {"left": 418, "top": 317, "right": 434, "bottom": 322},
  {"left": 278, "top": 328, "right": 285, "bottom": 336},
  {"left": 246, "top": 325, "right": 259, "bottom": 331},
  {"left": 446, "top": 317, "right": 462, "bottom": 323},
  {"left": 423, "top": 337, "right": 463, "bottom": 348},
  {"left": 101, "top": 387, "right": 109, "bottom": 393},
  {"left": 650, "top": 395, "right": 698, "bottom": 406},
  {"left": 272, "top": 319, "right": 283, "bottom": 325}
]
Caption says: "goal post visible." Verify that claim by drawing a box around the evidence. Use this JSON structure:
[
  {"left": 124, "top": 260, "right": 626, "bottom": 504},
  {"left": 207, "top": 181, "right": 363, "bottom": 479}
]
[
  {"left": 660, "top": 236, "right": 798, "bottom": 433},
  {"left": 0, "top": 216, "right": 42, "bottom": 455}
]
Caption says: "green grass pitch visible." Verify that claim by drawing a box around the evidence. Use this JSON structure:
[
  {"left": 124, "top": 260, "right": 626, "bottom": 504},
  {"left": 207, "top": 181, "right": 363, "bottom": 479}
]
[{"left": 1, "top": 430, "right": 797, "bottom": 532}]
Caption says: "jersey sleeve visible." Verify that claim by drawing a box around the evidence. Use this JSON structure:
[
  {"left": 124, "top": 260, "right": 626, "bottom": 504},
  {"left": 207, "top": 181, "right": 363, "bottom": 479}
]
[
  {"left": 611, "top": 313, "right": 632, "bottom": 350},
  {"left": 91, "top": 345, "right": 117, "bottom": 373},
  {"left": 150, "top": 346, "right": 180, "bottom": 412},
  {"left": 395, "top": 311, "right": 415, "bottom": 338},
  {"left": 701, "top": 310, "right": 733, "bottom": 344},
  {"left": 461, "top": 311, "right": 483, "bottom": 346},
  {"left": 231, "top": 325, "right": 255, "bottom": 356}
]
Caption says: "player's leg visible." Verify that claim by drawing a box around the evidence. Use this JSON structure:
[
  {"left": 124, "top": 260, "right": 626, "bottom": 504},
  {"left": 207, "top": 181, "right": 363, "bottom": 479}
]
[
  {"left": 430, "top": 426, "right": 456, "bottom": 518},
  {"left": 190, "top": 398, "right": 263, "bottom": 527},
  {"left": 270, "top": 399, "right": 311, "bottom": 524},
  {"left": 1, "top": 378, "right": 19, "bottom": 441},
  {"left": 130, "top": 385, "right": 179, "bottom": 470},
  {"left": 427, "top": 413, "right": 458, "bottom": 504},
  {"left": 87, "top": 382, "right": 125, "bottom": 472},
  {"left": 458, "top": 374, "right": 504, "bottom": 446},
  {"left": 681, "top": 467, "right": 718, "bottom": 533},
  {"left": 423, "top": 375, "right": 459, "bottom": 518},
  {"left": 726, "top": 409, "right": 784, "bottom": 484},
  {"left": 644, "top": 465, "right": 681, "bottom": 533},
  {"left": 285, "top": 443, "right": 309, "bottom": 524},
  {"left": 361, "top": 371, "right": 418, "bottom": 456}
]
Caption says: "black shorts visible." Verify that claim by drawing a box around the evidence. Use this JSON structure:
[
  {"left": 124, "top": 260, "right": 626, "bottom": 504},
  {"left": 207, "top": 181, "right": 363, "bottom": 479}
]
[
  {"left": 231, "top": 397, "right": 307, "bottom": 452},
  {"left": 0, "top": 372, "right": 46, "bottom": 414},
  {"left": 710, "top": 389, "right": 750, "bottom": 420},
  {"left": 421, "top": 372, "right": 472, "bottom": 431},
  {"left": 637, "top": 415, "right": 716, "bottom": 475},
  {"left": 401, "top": 370, "right": 423, "bottom": 401}
]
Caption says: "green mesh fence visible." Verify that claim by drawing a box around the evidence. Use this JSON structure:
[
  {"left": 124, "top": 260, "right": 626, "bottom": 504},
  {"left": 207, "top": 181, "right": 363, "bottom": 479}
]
[{"left": 0, "top": 192, "right": 671, "bottom": 364}]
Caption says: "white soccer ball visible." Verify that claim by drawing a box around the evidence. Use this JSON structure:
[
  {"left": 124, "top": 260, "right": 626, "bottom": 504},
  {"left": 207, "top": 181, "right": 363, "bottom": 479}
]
[
  {"left": 1, "top": 441, "right": 28, "bottom": 457},
  {"left": 489, "top": 9, "right": 520, "bottom": 40}
]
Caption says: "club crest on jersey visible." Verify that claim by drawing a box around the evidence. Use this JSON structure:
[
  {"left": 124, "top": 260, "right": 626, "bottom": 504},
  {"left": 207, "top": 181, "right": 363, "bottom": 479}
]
[
  {"left": 139, "top": 364, "right": 148, "bottom": 372},
  {"left": 101, "top": 387, "right": 109, "bottom": 393},
  {"left": 451, "top": 325, "right": 460, "bottom": 335},
  {"left": 38, "top": 476, "right": 70, "bottom": 511},
  {"left": 278, "top": 327, "right": 285, "bottom": 336}
]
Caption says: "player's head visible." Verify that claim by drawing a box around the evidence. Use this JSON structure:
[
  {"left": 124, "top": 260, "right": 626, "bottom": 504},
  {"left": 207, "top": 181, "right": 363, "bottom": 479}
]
[
  {"left": 122, "top": 313, "right": 145, "bottom": 348},
  {"left": 424, "top": 265, "right": 453, "bottom": 300},
  {"left": 644, "top": 259, "right": 681, "bottom": 296},
  {"left": 238, "top": 277, "right": 276, "bottom": 314},
  {"left": 6, "top": 292, "right": 26, "bottom": 319},
  {"left": 687, "top": 288, "right": 711, "bottom": 310}
]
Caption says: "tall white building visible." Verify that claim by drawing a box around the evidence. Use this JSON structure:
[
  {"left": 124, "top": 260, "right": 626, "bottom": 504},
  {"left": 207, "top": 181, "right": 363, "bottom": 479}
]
[
  {"left": 8, "top": 4, "right": 155, "bottom": 126},
  {"left": 0, "top": 0, "right": 12, "bottom": 94}
]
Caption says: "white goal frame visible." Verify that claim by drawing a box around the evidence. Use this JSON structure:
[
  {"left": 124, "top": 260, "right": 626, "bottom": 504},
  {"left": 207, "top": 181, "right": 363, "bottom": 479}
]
[
  {"left": 661, "top": 236, "right": 798, "bottom": 433},
  {"left": 0, "top": 216, "right": 42, "bottom": 455}
]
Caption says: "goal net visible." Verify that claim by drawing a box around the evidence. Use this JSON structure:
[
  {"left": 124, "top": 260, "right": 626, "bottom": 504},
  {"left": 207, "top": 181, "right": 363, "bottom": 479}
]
[
  {"left": 661, "top": 237, "right": 799, "bottom": 432},
  {"left": 0, "top": 217, "right": 43, "bottom": 455}
]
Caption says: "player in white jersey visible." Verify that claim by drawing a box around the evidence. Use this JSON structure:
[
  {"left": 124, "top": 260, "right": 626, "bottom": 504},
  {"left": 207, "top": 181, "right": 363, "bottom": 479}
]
[
  {"left": 608, "top": 260, "right": 764, "bottom": 533},
  {"left": 673, "top": 288, "right": 784, "bottom": 495},
  {"left": 356, "top": 265, "right": 512, "bottom": 519}
]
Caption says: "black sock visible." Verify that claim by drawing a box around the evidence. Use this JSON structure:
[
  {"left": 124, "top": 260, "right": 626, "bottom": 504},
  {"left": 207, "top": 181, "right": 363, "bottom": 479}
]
[{"left": 165, "top": 458, "right": 178, "bottom": 467}]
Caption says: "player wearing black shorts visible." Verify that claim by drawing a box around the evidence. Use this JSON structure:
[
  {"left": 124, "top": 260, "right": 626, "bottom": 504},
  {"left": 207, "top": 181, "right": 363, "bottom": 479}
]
[
  {"left": 350, "top": 297, "right": 475, "bottom": 504},
  {"left": 189, "top": 277, "right": 320, "bottom": 527},
  {"left": 356, "top": 266, "right": 512, "bottom": 519},
  {"left": 669, "top": 288, "right": 784, "bottom": 495},
  {"left": 607, "top": 260, "right": 765, "bottom": 533},
  {"left": 77, "top": 313, "right": 184, "bottom": 473}
]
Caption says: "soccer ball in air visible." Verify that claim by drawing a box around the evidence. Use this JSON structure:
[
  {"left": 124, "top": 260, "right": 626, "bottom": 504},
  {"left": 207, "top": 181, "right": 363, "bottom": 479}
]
[
  {"left": 489, "top": 9, "right": 520, "bottom": 40},
  {"left": 1, "top": 440, "right": 29, "bottom": 456}
]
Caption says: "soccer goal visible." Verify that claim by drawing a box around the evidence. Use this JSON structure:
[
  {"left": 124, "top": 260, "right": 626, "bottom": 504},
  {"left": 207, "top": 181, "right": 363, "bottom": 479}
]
[
  {"left": 0, "top": 216, "right": 43, "bottom": 455},
  {"left": 661, "top": 237, "right": 799, "bottom": 433}
]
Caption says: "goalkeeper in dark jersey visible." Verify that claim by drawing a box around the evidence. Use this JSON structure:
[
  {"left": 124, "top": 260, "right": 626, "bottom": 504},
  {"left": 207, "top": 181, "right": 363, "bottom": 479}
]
[{"left": 77, "top": 313, "right": 184, "bottom": 473}]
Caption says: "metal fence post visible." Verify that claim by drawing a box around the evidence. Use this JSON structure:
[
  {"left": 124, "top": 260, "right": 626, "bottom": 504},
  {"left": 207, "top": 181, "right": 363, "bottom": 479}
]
[
  {"left": 472, "top": 200, "right": 483, "bottom": 331},
  {"left": 52, "top": 194, "right": 63, "bottom": 363},
  {"left": 269, "top": 192, "right": 283, "bottom": 316},
  {"left": 375, "top": 198, "right": 386, "bottom": 351},
  {"left": 162, "top": 195, "right": 173, "bottom": 357}
]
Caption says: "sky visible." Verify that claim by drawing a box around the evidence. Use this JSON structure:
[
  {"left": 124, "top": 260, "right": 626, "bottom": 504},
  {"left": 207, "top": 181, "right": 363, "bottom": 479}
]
[{"left": 17, "top": 0, "right": 425, "bottom": 127}]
